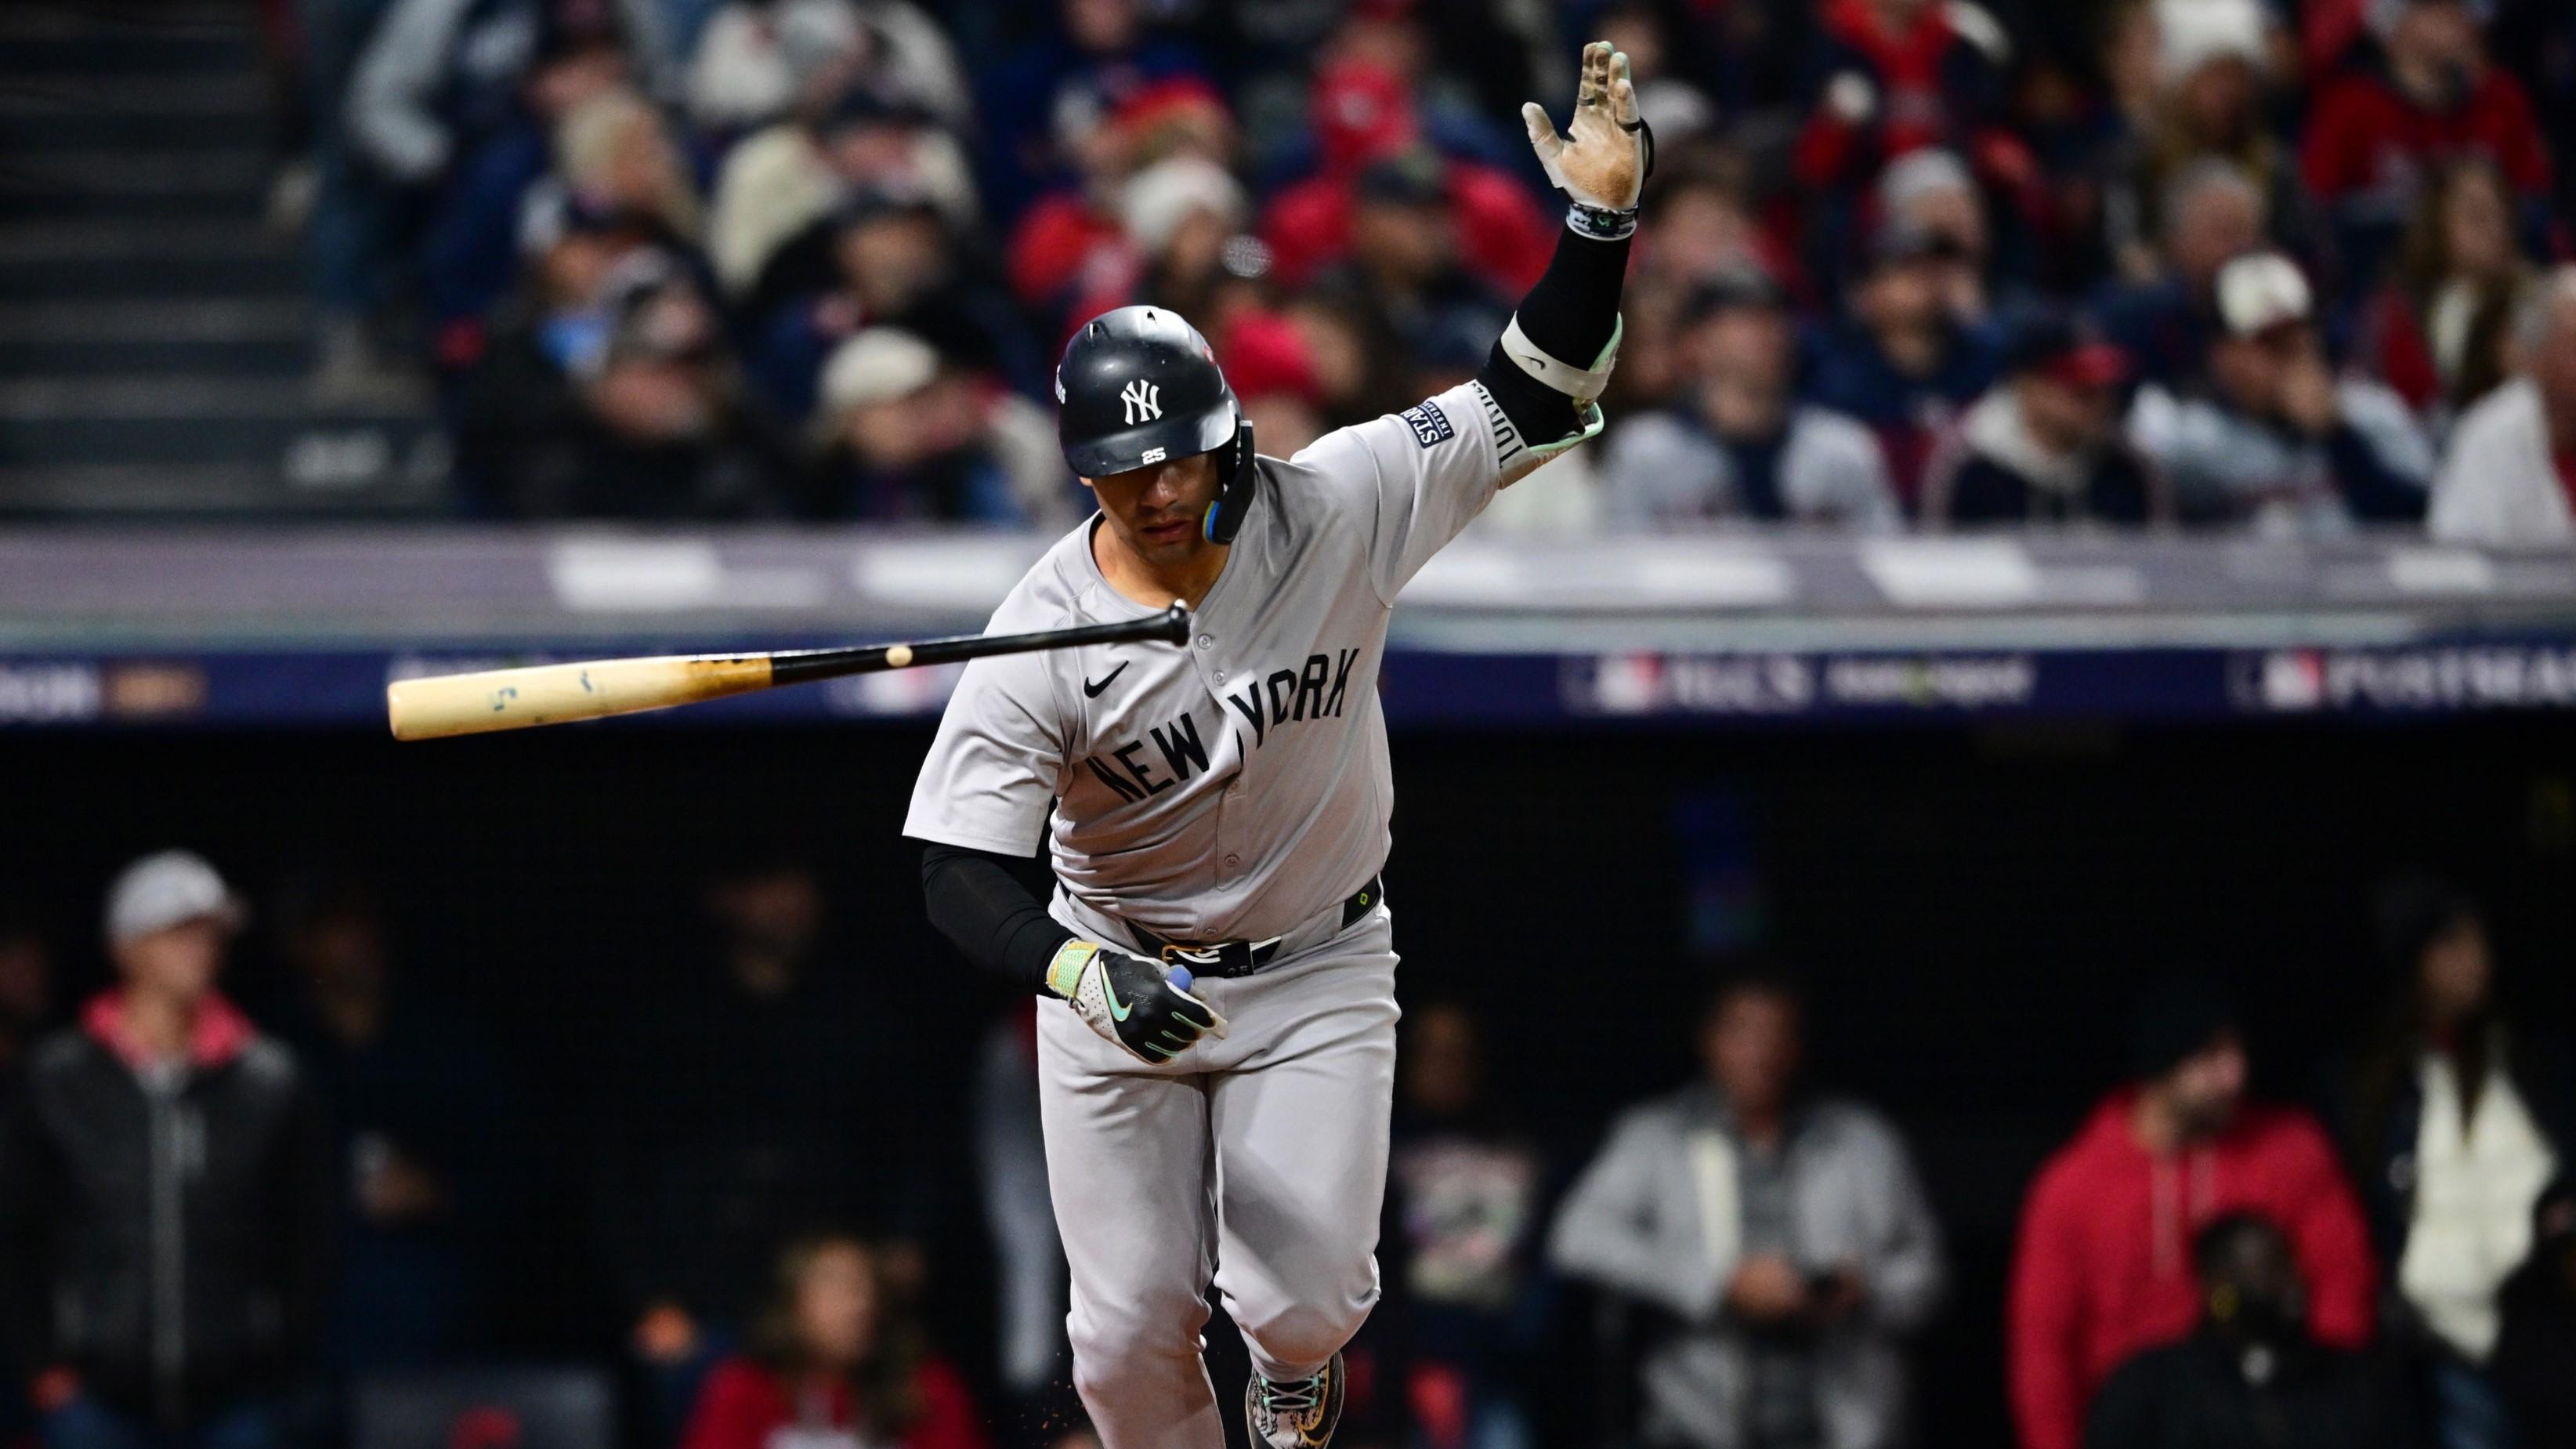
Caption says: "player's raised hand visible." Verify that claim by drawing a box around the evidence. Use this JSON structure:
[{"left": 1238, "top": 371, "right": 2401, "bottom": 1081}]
[
  {"left": 1522, "top": 40, "right": 1652, "bottom": 215},
  {"left": 1046, "top": 940, "right": 1230, "bottom": 1065}
]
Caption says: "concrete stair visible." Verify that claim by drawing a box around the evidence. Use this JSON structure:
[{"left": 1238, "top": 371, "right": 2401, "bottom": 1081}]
[{"left": 0, "top": 0, "right": 446, "bottom": 516}]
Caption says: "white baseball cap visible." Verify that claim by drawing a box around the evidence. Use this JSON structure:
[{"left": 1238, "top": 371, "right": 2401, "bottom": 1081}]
[
  {"left": 2216, "top": 251, "right": 2313, "bottom": 338},
  {"left": 2158, "top": 0, "right": 2270, "bottom": 82},
  {"left": 819, "top": 328, "right": 940, "bottom": 413},
  {"left": 103, "top": 850, "right": 244, "bottom": 947},
  {"left": 1120, "top": 155, "right": 1246, "bottom": 257}
]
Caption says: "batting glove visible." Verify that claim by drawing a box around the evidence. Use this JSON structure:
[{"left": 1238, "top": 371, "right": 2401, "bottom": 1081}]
[
  {"left": 1046, "top": 940, "right": 1229, "bottom": 1065},
  {"left": 1522, "top": 41, "right": 1653, "bottom": 236}
]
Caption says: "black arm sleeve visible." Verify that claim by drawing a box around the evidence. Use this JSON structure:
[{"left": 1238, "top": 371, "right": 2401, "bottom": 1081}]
[
  {"left": 917, "top": 839, "right": 1072, "bottom": 992},
  {"left": 1475, "top": 226, "right": 1634, "bottom": 447}
]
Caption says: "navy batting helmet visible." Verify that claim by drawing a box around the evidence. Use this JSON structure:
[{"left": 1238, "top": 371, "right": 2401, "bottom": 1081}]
[{"left": 1055, "top": 306, "right": 1257, "bottom": 543}]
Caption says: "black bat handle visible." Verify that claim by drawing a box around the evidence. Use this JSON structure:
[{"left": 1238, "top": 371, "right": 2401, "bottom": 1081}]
[{"left": 765, "top": 602, "right": 1192, "bottom": 684}]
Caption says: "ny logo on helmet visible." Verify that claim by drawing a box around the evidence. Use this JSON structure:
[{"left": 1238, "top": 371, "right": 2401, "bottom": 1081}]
[{"left": 1121, "top": 380, "right": 1161, "bottom": 425}]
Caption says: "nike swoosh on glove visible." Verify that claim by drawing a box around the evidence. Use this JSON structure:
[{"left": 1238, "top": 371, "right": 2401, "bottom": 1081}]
[{"left": 1046, "top": 940, "right": 1230, "bottom": 1064}]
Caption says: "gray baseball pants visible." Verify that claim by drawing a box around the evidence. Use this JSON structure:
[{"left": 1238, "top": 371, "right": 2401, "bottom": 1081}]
[{"left": 1035, "top": 904, "right": 1398, "bottom": 1449}]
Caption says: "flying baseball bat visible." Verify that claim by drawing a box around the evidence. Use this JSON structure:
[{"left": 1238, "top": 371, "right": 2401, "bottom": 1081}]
[{"left": 386, "top": 602, "right": 1192, "bottom": 741}]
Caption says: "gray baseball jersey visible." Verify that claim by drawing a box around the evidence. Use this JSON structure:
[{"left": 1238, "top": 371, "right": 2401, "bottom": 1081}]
[{"left": 904, "top": 379, "right": 1524, "bottom": 943}]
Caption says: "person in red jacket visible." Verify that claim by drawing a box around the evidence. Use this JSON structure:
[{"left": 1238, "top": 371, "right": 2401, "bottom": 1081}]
[
  {"left": 2300, "top": 0, "right": 2549, "bottom": 292},
  {"left": 1256, "top": 56, "right": 1553, "bottom": 296},
  {"left": 1790, "top": 0, "right": 2028, "bottom": 213},
  {"left": 681, "top": 1234, "right": 988, "bottom": 1449},
  {"left": 2007, "top": 981, "right": 2377, "bottom": 1449}
]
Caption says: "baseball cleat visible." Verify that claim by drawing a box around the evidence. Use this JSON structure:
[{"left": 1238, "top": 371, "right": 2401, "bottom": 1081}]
[{"left": 1244, "top": 1351, "right": 1344, "bottom": 1447}]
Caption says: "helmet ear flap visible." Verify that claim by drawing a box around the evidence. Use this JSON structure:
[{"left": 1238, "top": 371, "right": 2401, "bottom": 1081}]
[{"left": 1201, "top": 418, "right": 1257, "bottom": 544}]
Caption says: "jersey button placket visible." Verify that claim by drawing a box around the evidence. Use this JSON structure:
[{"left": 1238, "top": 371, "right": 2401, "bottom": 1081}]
[{"left": 1200, "top": 630, "right": 1239, "bottom": 893}]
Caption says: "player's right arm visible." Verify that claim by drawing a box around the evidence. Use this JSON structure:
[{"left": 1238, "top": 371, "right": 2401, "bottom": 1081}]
[
  {"left": 903, "top": 621, "right": 1224, "bottom": 1064},
  {"left": 914, "top": 842, "right": 1226, "bottom": 1063}
]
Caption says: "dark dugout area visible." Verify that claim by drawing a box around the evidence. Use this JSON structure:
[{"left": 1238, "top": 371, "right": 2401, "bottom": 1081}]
[{"left": 5, "top": 713, "right": 2570, "bottom": 1446}]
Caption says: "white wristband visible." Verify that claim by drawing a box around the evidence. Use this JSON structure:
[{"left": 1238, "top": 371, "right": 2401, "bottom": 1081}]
[{"left": 1500, "top": 313, "right": 1623, "bottom": 403}]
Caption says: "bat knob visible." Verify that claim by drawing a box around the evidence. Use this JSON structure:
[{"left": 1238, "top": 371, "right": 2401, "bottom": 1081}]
[{"left": 1158, "top": 601, "right": 1192, "bottom": 643}]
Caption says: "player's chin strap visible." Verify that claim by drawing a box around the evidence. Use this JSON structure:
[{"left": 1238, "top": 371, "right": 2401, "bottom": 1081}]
[
  {"left": 1202, "top": 418, "right": 1257, "bottom": 544},
  {"left": 1497, "top": 312, "right": 1622, "bottom": 458}
]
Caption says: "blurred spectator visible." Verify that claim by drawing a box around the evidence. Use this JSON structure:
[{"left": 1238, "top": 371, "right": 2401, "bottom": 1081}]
[
  {"left": 2007, "top": 979, "right": 2376, "bottom": 1449},
  {"left": 2490, "top": 1176, "right": 2576, "bottom": 1445},
  {"left": 458, "top": 254, "right": 791, "bottom": 517},
  {"left": 1601, "top": 269, "right": 1902, "bottom": 529},
  {"left": 2301, "top": 0, "right": 2549, "bottom": 293},
  {"left": 1613, "top": 157, "right": 1804, "bottom": 416},
  {"left": 709, "top": 86, "right": 979, "bottom": 304},
  {"left": 349, "top": 0, "right": 671, "bottom": 188},
  {"left": 679, "top": 1234, "right": 985, "bottom": 1449},
  {"left": 1218, "top": 306, "right": 1331, "bottom": 460},
  {"left": 1258, "top": 58, "right": 1552, "bottom": 297},
  {"left": 2332, "top": 878, "right": 2569, "bottom": 1449},
  {"left": 1005, "top": 78, "right": 1236, "bottom": 330},
  {"left": 1049, "top": 154, "right": 1250, "bottom": 349},
  {"left": 416, "top": 22, "right": 650, "bottom": 370},
  {"left": 302, "top": 0, "right": 455, "bottom": 402},
  {"left": 1789, "top": 0, "right": 2022, "bottom": 234},
  {"left": 591, "top": 856, "right": 929, "bottom": 1437},
  {"left": 1280, "top": 291, "right": 1398, "bottom": 432},
  {"left": 1300, "top": 151, "right": 1515, "bottom": 408},
  {"left": 805, "top": 328, "right": 1070, "bottom": 524},
  {"left": 1116, "top": 157, "right": 1246, "bottom": 316},
  {"left": 2096, "top": 159, "right": 2270, "bottom": 388},
  {"left": 1550, "top": 969, "right": 1946, "bottom": 1449},
  {"left": 2126, "top": 251, "right": 2430, "bottom": 530},
  {"left": 685, "top": 0, "right": 966, "bottom": 138},
  {"left": 2099, "top": 0, "right": 2308, "bottom": 286},
  {"left": 975, "top": 0, "right": 1210, "bottom": 223},
  {"left": 2428, "top": 265, "right": 2576, "bottom": 544},
  {"left": 2082, "top": 1213, "right": 2397, "bottom": 1449},
  {"left": 0, "top": 853, "right": 331, "bottom": 1449},
  {"left": 1877, "top": 149, "right": 1997, "bottom": 323},
  {"left": 1638, "top": 157, "right": 1804, "bottom": 302},
  {"left": 1595, "top": 5, "right": 1718, "bottom": 144},
  {"left": 344, "top": 0, "right": 678, "bottom": 379},
  {"left": 550, "top": 86, "right": 703, "bottom": 243},
  {"left": 1380, "top": 1003, "right": 1555, "bottom": 1449},
  {"left": 2008, "top": 2, "right": 2160, "bottom": 296},
  {"left": 1807, "top": 222, "right": 2008, "bottom": 506},
  {"left": 1339, "top": 0, "right": 1554, "bottom": 154},
  {"left": 1923, "top": 313, "right": 2164, "bottom": 526},
  {"left": 270, "top": 875, "right": 515, "bottom": 1371},
  {"left": 0, "top": 904, "right": 52, "bottom": 1085},
  {"left": 747, "top": 188, "right": 1037, "bottom": 418},
  {"left": 2357, "top": 158, "right": 2535, "bottom": 423}
]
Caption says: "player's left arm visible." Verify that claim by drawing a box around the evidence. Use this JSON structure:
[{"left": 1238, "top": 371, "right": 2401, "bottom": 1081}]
[
  {"left": 1308, "top": 42, "right": 1649, "bottom": 603},
  {"left": 1483, "top": 38, "right": 1652, "bottom": 488}
]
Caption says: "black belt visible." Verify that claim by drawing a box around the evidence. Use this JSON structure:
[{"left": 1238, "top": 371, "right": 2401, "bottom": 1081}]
[{"left": 1128, "top": 872, "right": 1384, "bottom": 980}]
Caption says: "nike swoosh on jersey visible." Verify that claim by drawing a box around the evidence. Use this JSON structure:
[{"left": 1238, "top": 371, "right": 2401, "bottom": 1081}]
[{"left": 1082, "top": 661, "right": 1131, "bottom": 698}]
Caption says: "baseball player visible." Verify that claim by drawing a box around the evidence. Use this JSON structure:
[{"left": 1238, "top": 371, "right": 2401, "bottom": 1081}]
[{"left": 905, "top": 42, "right": 1649, "bottom": 1449}]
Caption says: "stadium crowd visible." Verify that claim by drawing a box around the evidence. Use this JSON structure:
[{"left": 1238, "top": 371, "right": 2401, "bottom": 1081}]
[
  {"left": 1, "top": 850, "right": 2569, "bottom": 1449},
  {"left": 279, "top": 0, "right": 2576, "bottom": 540}
]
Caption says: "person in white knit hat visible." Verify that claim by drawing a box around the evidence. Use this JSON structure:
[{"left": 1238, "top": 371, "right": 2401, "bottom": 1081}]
[{"left": 809, "top": 328, "right": 1072, "bottom": 525}]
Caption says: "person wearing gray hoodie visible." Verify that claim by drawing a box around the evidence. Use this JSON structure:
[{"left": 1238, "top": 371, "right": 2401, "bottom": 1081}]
[{"left": 1549, "top": 970, "right": 1945, "bottom": 1449}]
